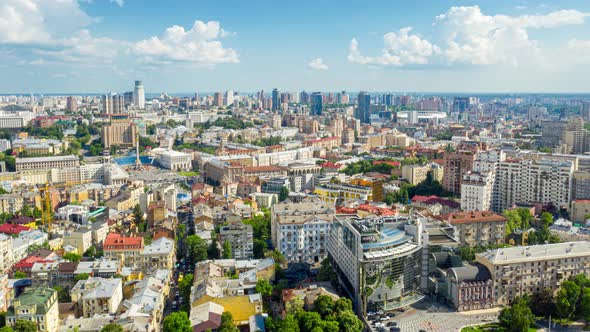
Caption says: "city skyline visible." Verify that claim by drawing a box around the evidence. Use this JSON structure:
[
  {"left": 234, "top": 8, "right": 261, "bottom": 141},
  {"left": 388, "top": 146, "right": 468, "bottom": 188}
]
[{"left": 2, "top": 0, "right": 590, "bottom": 93}]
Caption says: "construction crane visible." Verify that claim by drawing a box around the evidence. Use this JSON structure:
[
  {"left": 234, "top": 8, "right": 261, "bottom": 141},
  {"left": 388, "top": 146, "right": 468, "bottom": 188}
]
[{"left": 33, "top": 179, "right": 92, "bottom": 232}]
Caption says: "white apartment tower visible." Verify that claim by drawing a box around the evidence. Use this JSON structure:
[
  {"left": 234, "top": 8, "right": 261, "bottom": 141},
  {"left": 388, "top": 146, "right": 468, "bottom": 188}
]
[
  {"left": 461, "top": 171, "right": 494, "bottom": 211},
  {"left": 133, "top": 80, "right": 145, "bottom": 109}
]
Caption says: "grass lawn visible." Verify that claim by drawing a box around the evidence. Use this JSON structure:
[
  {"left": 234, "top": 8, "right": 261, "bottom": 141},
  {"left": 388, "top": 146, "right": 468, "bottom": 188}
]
[
  {"left": 178, "top": 171, "right": 199, "bottom": 177},
  {"left": 461, "top": 323, "right": 537, "bottom": 332}
]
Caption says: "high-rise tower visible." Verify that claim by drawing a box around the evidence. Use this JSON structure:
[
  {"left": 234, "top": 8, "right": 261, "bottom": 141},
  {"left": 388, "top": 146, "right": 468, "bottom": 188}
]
[{"left": 133, "top": 80, "right": 145, "bottom": 109}]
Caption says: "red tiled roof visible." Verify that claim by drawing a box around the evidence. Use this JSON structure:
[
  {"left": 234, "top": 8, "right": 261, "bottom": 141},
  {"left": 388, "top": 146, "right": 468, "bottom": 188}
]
[
  {"left": 103, "top": 233, "right": 143, "bottom": 250},
  {"left": 412, "top": 195, "right": 461, "bottom": 208},
  {"left": 321, "top": 162, "right": 342, "bottom": 169},
  {"left": 244, "top": 166, "right": 286, "bottom": 173},
  {"left": 0, "top": 224, "right": 30, "bottom": 235},
  {"left": 14, "top": 256, "right": 53, "bottom": 270},
  {"left": 373, "top": 160, "right": 401, "bottom": 167},
  {"left": 438, "top": 211, "right": 506, "bottom": 224}
]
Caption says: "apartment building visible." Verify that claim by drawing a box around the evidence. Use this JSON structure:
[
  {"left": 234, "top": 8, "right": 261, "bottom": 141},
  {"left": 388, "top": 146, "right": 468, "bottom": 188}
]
[
  {"left": 443, "top": 148, "right": 477, "bottom": 195},
  {"left": 103, "top": 233, "right": 144, "bottom": 268},
  {"left": 401, "top": 163, "right": 443, "bottom": 186},
  {"left": 438, "top": 211, "right": 506, "bottom": 247},
  {"left": 142, "top": 236, "right": 175, "bottom": 271},
  {"left": 71, "top": 277, "right": 123, "bottom": 317},
  {"left": 313, "top": 182, "right": 374, "bottom": 204},
  {"left": 493, "top": 159, "right": 574, "bottom": 212},
  {"left": 461, "top": 171, "right": 494, "bottom": 211},
  {"left": 0, "top": 234, "right": 13, "bottom": 274},
  {"left": 219, "top": 223, "right": 254, "bottom": 260},
  {"left": 476, "top": 241, "right": 590, "bottom": 306},
  {"left": 271, "top": 198, "right": 335, "bottom": 263}
]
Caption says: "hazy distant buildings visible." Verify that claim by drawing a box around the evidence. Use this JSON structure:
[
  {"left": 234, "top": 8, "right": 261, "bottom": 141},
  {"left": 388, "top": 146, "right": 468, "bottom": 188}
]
[{"left": 213, "top": 92, "right": 223, "bottom": 107}]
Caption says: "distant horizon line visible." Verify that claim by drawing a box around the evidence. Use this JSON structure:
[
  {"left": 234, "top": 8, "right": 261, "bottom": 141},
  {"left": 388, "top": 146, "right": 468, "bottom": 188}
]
[{"left": 2, "top": 91, "right": 590, "bottom": 97}]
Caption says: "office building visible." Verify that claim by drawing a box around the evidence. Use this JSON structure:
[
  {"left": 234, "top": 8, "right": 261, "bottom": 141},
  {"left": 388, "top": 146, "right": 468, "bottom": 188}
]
[
  {"left": 213, "top": 92, "right": 223, "bottom": 107},
  {"left": 311, "top": 92, "right": 323, "bottom": 116},
  {"left": 101, "top": 115, "right": 137, "bottom": 148},
  {"left": 476, "top": 241, "right": 590, "bottom": 306},
  {"left": 272, "top": 88, "right": 279, "bottom": 112},
  {"left": 583, "top": 102, "right": 590, "bottom": 122},
  {"left": 133, "top": 80, "right": 145, "bottom": 109},
  {"left": 357, "top": 91, "right": 371, "bottom": 124},
  {"left": 16, "top": 155, "right": 80, "bottom": 171},
  {"left": 154, "top": 149, "right": 192, "bottom": 171},
  {"left": 453, "top": 97, "right": 469, "bottom": 113},
  {"left": 327, "top": 216, "right": 423, "bottom": 314}
]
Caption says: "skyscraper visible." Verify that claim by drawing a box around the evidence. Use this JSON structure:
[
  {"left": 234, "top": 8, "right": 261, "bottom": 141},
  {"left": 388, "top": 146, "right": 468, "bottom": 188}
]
[
  {"left": 272, "top": 88, "right": 279, "bottom": 112},
  {"left": 225, "top": 90, "right": 234, "bottom": 106},
  {"left": 112, "top": 94, "right": 125, "bottom": 114},
  {"left": 213, "top": 92, "right": 223, "bottom": 107},
  {"left": 101, "top": 94, "right": 113, "bottom": 114},
  {"left": 300, "top": 91, "right": 310, "bottom": 105},
  {"left": 133, "top": 80, "right": 145, "bottom": 109},
  {"left": 356, "top": 91, "right": 371, "bottom": 124},
  {"left": 311, "top": 92, "right": 323, "bottom": 116},
  {"left": 66, "top": 96, "right": 77, "bottom": 112}
]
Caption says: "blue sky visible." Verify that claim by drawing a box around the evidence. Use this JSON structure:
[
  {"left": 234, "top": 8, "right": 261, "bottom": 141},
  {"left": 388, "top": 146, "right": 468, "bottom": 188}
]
[{"left": 1, "top": 0, "right": 590, "bottom": 93}]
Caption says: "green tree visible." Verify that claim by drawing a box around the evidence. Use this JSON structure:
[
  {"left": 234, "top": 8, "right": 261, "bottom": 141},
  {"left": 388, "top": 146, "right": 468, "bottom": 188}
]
[
  {"left": 63, "top": 252, "right": 81, "bottom": 262},
  {"left": 0, "top": 326, "right": 13, "bottom": 332},
  {"left": 317, "top": 258, "right": 338, "bottom": 288},
  {"left": 162, "top": 312, "right": 191, "bottom": 332},
  {"left": 178, "top": 273, "right": 194, "bottom": 309},
  {"left": 207, "top": 237, "right": 220, "bottom": 259},
  {"left": 279, "top": 186, "right": 289, "bottom": 202},
  {"left": 255, "top": 278, "right": 273, "bottom": 297},
  {"left": 275, "top": 314, "right": 299, "bottom": 332},
  {"left": 498, "top": 297, "right": 535, "bottom": 332},
  {"left": 219, "top": 312, "right": 238, "bottom": 332},
  {"left": 556, "top": 280, "right": 581, "bottom": 320},
  {"left": 333, "top": 298, "right": 353, "bottom": 314},
  {"left": 222, "top": 240, "right": 232, "bottom": 259},
  {"left": 529, "top": 289, "right": 555, "bottom": 318},
  {"left": 13, "top": 271, "right": 26, "bottom": 279},
  {"left": 516, "top": 208, "right": 533, "bottom": 230},
  {"left": 313, "top": 295, "right": 334, "bottom": 317},
  {"left": 579, "top": 288, "right": 590, "bottom": 323},
  {"left": 100, "top": 323, "right": 124, "bottom": 332},
  {"left": 296, "top": 311, "right": 323, "bottom": 332},
  {"left": 52, "top": 286, "right": 72, "bottom": 303},
  {"left": 13, "top": 320, "right": 36, "bottom": 332},
  {"left": 337, "top": 310, "right": 363, "bottom": 332},
  {"left": 253, "top": 238, "right": 266, "bottom": 259},
  {"left": 74, "top": 273, "right": 90, "bottom": 281},
  {"left": 503, "top": 209, "right": 523, "bottom": 235},
  {"left": 185, "top": 235, "right": 208, "bottom": 265}
]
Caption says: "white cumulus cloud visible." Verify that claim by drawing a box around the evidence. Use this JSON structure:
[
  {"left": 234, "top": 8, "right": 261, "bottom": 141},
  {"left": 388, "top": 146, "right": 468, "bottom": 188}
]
[
  {"left": 308, "top": 58, "right": 328, "bottom": 70},
  {"left": 349, "top": 6, "right": 590, "bottom": 68},
  {"left": 349, "top": 28, "right": 438, "bottom": 66},
  {"left": 133, "top": 20, "right": 239, "bottom": 65}
]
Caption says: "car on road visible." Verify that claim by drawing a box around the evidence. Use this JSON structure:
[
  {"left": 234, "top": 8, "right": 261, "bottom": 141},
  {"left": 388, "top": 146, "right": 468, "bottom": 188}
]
[{"left": 172, "top": 301, "right": 177, "bottom": 309}]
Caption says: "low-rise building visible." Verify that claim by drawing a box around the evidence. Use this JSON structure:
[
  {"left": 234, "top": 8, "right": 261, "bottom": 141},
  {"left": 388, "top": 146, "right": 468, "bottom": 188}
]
[
  {"left": 571, "top": 200, "right": 590, "bottom": 223},
  {"left": 7, "top": 287, "right": 59, "bottom": 332},
  {"left": 155, "top": 149, "right": 192, "bottom": 171},
  {"left": 71, "top": 277, "right": 123, "bottom": 318},
  {"left": 103, "top": 233, "right": 144, "bottom": 268},
  {"left": 437, "top": 211, "right": 506, "bottom": 247},
  {"left": 142, "top": 236, "right": 175, "bottom": 271},
  {"left": 476, "top": 241, "right": 590, "bottom": 306}
]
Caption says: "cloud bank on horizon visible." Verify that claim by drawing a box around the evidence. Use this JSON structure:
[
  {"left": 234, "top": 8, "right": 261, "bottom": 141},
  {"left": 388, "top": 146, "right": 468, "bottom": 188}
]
[{"left": 0, "top": 0, "right": 590, "bottom": 92}]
